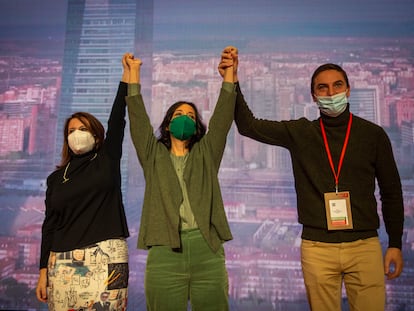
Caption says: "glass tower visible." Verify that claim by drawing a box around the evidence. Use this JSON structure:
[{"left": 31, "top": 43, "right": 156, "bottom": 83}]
[
  {"left": 349, "top": 88, "right": 379, "bottom": 124},
  {"left": 56, "top": 0, "right": 153, "bottom": 190}
]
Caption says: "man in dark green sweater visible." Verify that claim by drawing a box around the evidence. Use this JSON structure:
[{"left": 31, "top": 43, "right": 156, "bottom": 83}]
[{"left": 232, "top": 50, "right": 404, "bottom": 311}]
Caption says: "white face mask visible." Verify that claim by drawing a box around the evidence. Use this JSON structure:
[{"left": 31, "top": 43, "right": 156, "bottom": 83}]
[
  {"left": 315, "top": 90, "right": 348, "bottom": 117},
  {"left": 68, "top": 130, "right": 95, "bottom": 154}
]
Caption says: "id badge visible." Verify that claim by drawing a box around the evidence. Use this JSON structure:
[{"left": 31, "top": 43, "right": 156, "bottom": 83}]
[{"left": 324, "top": 191, "right": 353, "bottom": 230}]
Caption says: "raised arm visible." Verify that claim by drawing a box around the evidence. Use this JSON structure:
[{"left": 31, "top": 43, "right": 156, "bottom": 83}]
[
  {"left": 125, "top": 54, "right": 157, "bottom": 166},
  {"left": 105, "top": 53, "right": 131, "bottom": 159},
  {"left": 231, "top": 48, "right": 300, "bottom": 149},
  {"left": 203, "top": 47, "right": 237, "bottom": 166}
]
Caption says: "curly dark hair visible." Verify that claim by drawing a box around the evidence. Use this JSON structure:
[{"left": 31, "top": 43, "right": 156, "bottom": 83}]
[{"left": 157, "top": 101, "right": 206, "bottom": 150}]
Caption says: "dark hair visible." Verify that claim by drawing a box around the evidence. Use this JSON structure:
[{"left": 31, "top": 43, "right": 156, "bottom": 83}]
[
  {"left": 157, "top": 101, "right": 206, "bottom": 150},
  {"left": 310, "top": 63, "right": 349, "bottom": 94},
  {"left": 58, "top": 112, "right": 105, "bottom": 169}
]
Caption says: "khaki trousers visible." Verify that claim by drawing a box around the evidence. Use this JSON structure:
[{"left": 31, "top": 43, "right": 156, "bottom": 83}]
[
  {"left": 301, "top": 237, "right": 385, "bottom": 311},
  {"left": 145, "top": 229, "right": 229, "bottom": 311}
]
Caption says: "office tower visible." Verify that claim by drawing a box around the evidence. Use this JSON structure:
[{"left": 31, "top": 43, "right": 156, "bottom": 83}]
[
  {"left": 349, "top": 87, "right": 380, "bottom": 124},
  {"left": 56, "top": 3, "right": 153, "bottom": 307},
  {"left": 56, "top": 0, "right": 153, "bottom": 191}
]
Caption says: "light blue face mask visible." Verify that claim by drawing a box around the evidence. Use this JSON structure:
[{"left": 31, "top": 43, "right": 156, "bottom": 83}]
[{"left": 315, "top": 90, "right": 348, "bottom": 117}]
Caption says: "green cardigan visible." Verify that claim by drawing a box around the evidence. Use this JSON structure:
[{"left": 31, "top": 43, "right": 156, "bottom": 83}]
[{"left": 127, "top": 83, "right": 235, "bottom": 252}]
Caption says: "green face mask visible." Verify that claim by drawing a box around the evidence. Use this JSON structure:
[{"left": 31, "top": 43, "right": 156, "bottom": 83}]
[{"left": 169, "top": 115, "right": 196, "bottom": 141}]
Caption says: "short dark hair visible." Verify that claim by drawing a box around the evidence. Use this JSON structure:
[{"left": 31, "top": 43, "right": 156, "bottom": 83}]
[
  {"left": 157, "top": 101, "right": 206, "bottom": 150},
  {"left": 310, "top": 63, "right": 349, "bottom": 94}
]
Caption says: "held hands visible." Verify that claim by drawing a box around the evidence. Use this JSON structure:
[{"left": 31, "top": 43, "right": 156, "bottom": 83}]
[
  {"left": 125, "top": 53, "right": 142, "bottom": 69},
  {"left": 218, "top": 46, "right": 238, "bottom": 82},
  {"left": 122, "top": 52, "right": 142, "bottom": 84}
]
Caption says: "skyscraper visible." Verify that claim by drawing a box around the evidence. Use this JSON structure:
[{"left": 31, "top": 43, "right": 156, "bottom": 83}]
[
  {"left": 56, "top": 0, "right": 153, "bottom": 190},
  {"left": 349, "top": 87, "right": 379, "bottom": 124}
]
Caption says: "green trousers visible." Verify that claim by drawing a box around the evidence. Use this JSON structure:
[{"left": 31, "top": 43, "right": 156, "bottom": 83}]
[{"left": 145, "top": 229, "right": 229, "bottom": 311}]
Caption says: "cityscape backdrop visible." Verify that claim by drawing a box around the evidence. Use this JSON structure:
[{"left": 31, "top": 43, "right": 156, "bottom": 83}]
[{"left": 0, "top": 0, "right": 413, "bottom": 310}]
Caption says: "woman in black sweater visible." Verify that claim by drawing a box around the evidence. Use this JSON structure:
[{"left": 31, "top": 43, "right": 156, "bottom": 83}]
[{"left": 35, "top": 54, "right": 130, "bottom": 311}]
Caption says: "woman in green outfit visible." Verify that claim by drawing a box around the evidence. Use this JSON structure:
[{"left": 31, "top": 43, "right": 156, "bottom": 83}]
[{"left": 125, "top": 47, "right": 236, "bottom": 311}]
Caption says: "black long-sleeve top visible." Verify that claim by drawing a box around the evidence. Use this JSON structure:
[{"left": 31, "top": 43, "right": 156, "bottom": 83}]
[
  {"left": 234, "top": 83, "right": 404, "bottom": 249},
  {"left": 39, "top": 82, "right": 130, "bottom": 269}
]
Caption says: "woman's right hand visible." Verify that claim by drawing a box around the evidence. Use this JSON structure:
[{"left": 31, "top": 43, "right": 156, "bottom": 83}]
[{"left": 36, "top": 268, "right": 48, "bottom": 303}]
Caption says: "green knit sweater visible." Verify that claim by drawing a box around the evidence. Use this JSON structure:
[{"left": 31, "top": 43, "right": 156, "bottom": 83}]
[{"left": 127, "top": 83, "right": 235, "bottom": 252}]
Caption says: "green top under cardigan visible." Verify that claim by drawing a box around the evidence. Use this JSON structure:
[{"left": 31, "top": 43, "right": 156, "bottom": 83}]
[{"left": 127, "top": 82, "right": 236, "bottom": 253}]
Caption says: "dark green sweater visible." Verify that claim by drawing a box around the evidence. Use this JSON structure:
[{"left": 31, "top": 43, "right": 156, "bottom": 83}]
[
  {"left": 127, "top": 83, "right": 235, "bottom": 252},
  {"left": 234, "top": 83, "right": 404, "bottom": 249}
]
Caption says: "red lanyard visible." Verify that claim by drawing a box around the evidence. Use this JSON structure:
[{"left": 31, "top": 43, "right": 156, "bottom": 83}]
[{"left": 319, "top": 113, "right": 353, "bottom": 193}]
